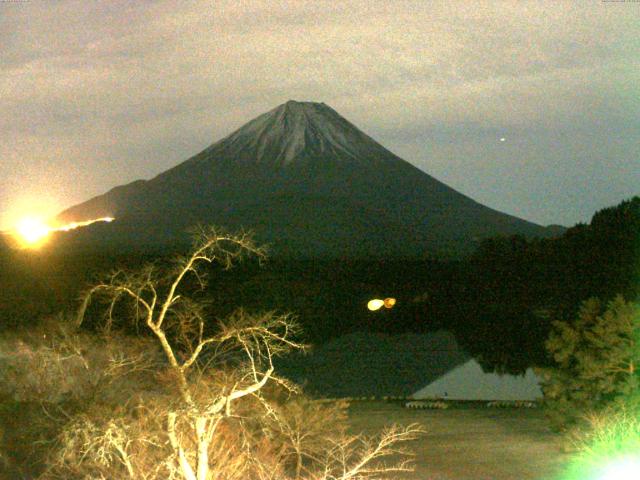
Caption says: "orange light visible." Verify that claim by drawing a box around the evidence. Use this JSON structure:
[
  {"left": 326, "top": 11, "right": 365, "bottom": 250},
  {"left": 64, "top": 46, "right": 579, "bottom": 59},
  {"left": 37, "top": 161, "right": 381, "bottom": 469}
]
[
  {"left": 384, "top": 298, "right": 396, "bottom": 309},
  {"left": 11, "top": 216, "right": 115, "bottom": 249}
]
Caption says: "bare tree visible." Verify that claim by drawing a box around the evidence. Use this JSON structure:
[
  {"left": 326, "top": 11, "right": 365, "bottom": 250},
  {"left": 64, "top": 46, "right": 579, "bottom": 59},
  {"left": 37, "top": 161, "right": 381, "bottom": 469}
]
[
  {"left": 262, "top": 398, "right": 422, "bottom": 480},
  {"left": 40, "top": 227, "right": 424, "bottom": 480},
  {"left": 72, "top": 227, "right": 302, "bottom": 480},
  {"left": 313, "top": 424, "right": 422, "bottom": 480}
]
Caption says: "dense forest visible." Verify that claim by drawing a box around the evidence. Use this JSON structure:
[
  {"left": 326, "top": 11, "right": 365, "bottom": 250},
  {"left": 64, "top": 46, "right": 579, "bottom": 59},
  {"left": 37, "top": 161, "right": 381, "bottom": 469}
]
[
  {"left": 458, "top": 196, "right": 639, "bottom": 372},
  {"left": 1, "top": 196, "right": 638, "bottom": 374}
]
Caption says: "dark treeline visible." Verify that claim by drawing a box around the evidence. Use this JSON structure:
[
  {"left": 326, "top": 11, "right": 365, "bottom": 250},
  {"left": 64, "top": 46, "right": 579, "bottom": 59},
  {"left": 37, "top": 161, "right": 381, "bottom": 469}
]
[
  {"left": 457, "top": 196, "right": 640, "bottom": 373},
  {"left": 1, "top": 197, "right": 638, "bottom": 374}
]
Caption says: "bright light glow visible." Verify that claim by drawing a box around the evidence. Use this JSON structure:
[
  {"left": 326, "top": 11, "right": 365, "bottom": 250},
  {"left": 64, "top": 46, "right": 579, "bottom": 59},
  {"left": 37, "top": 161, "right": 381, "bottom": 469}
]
[
  {"left": 11, "top": 216, "right": 115, "bottom": 249},
  {"left": 367, "top": 297, "right": 397, "bottom": 311},
  {"left": 367, "top": 299, "right": 385, "bottom": 311},
  {"left": 15, "top": 217, "right": 51, "bottom": 246},
  {"left": 597, "top": 457, "right": 640, "bottom": 480},
  {"left": 56, "top": 217, "right": 114, "bottom": 231}
]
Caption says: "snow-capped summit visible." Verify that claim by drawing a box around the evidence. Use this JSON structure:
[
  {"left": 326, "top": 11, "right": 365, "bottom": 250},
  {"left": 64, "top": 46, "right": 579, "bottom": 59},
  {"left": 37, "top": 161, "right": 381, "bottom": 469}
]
[
  {"left": 56, "top": 101, "right": 557, "bottom": 257},
  {"left": 203, "top": 100, "right": 394, "bottom": 168}
]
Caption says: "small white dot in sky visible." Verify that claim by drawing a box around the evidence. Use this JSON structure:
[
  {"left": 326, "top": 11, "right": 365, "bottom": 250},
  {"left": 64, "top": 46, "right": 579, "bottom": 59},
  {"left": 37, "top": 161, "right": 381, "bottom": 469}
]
[{"left": 500, "top": 137, "right": 506, "bottom": 142}]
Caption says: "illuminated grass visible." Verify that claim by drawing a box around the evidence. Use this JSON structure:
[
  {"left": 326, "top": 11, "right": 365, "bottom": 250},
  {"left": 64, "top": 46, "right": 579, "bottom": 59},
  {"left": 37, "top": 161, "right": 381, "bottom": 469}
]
[{"left": 561, "top": 406, "right": 640, "bottom": 480}]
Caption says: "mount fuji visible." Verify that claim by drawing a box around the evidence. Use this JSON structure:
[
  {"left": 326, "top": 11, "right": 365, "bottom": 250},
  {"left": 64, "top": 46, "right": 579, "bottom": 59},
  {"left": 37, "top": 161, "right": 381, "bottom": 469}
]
[{"left": 56, "top": 101, "right": 558, "bottom": 257}]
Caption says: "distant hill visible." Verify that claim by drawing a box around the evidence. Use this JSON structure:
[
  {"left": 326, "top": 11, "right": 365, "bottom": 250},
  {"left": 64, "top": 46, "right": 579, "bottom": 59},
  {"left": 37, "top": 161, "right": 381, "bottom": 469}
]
[{"left": 56, "top": 100, "right": 560, "bottom": 258}]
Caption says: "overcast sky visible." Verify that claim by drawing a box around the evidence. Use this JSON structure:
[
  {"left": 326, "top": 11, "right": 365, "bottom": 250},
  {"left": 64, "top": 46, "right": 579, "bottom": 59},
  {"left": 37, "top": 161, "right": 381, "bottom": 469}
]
[{"left": 1, "top": 0, "right": 638, "bottom": 229}]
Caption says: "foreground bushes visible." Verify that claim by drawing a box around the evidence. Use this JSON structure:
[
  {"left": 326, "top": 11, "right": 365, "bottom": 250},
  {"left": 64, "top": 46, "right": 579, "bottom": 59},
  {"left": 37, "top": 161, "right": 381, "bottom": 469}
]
[
  {"left": 0, "top": 320, "right": 420, "bottom": 480},
  {"left": 540, "top": 296, "right": 640, "bottom": 432},
  {"left": 560, "top": 403, "right": 640, "bottom": 479},
  {"left": 541, "top": 295, "right": 640, "bottom": 478},
  {"left": 1, "top": 228, "right": 422, "bottom": 479}
]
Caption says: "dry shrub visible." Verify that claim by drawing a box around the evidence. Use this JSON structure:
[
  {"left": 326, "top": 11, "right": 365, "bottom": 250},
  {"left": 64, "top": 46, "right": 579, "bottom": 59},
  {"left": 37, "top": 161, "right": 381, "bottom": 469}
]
[
  {"left": 0, "top": 315, "right": 163, "bottom": 478},
  {"left": 5, "top": 230, "right": 424, "bottom": 480},
  {"left": 566, "top": 401, "right": 640, "bottom": 455},
  {"left": 262, "top": 397, "right": 350, "bottom": 478},
  {"left": 37, "top": 363, "right": 422, "bottom": 480},
  {"left": 0, "top": 314, "right": 162, "bottom": 405},
  {"left": 0, "top": 400, "right": 64, "bottom": 479}
]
